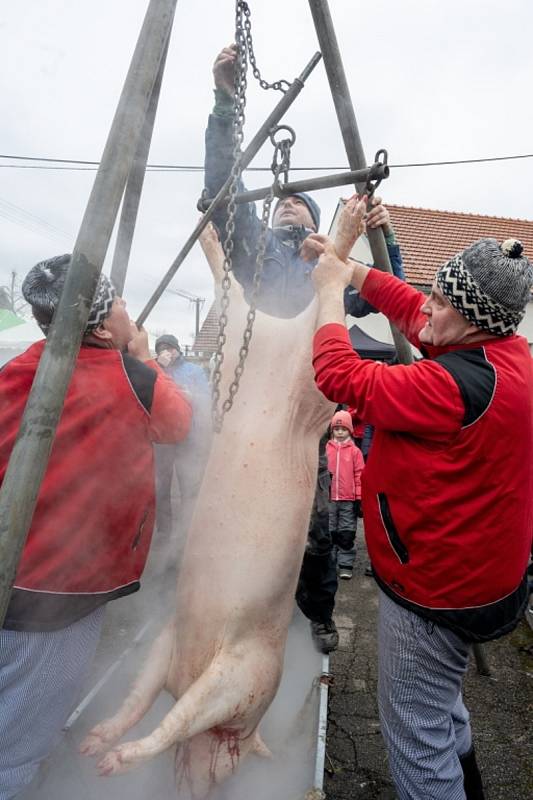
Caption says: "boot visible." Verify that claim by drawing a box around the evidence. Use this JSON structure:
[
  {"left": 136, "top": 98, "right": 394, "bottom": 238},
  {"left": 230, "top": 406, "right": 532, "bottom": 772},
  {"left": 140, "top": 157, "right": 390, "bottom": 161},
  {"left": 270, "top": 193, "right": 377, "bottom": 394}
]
[
  {"left": 310, "top": 619, "right": 339, "bottom": 654},
  {"left": 459, "top": 746, "right": 486, "bottom": 800}
]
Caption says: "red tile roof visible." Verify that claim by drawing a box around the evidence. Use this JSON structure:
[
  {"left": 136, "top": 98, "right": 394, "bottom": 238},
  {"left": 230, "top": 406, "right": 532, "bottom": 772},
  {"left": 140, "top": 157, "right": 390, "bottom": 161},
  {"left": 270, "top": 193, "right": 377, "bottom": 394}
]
[
  {"left": 193, "top": 302, "right": 219, "bottom": 354},
  {"left": 388, "top": 205, "right": 533, "bottom": 287}
]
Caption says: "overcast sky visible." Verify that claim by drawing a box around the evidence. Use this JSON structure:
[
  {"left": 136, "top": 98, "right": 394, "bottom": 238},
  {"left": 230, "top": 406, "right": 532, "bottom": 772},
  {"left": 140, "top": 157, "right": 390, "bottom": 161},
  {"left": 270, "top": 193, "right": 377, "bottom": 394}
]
[{"left": 1, "top": 0, "right": 532, "bottom": 345}]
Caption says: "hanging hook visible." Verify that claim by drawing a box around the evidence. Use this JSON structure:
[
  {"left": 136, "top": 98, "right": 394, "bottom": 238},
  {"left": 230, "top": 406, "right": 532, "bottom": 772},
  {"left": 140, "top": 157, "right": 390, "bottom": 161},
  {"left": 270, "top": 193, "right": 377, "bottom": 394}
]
[{"left": 365, "top": 148, "right": 389, "bottom": 198}]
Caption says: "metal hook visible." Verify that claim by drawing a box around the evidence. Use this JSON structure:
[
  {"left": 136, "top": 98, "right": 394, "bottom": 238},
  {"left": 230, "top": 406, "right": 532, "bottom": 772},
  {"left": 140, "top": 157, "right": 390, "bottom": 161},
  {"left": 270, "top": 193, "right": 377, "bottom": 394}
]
[
  {"left": 269, "top": 124, "right": 296, "bottom": 148},
  {"left": 365, "top": 148, "right": 389, "bottom": 198}
]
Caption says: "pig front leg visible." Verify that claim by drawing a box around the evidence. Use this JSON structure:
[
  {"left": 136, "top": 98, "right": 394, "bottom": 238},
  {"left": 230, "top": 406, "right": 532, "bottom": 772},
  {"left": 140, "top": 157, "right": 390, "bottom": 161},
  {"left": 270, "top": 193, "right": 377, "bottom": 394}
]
[
  {"left": 80, "top": 623, "right": 174, "bottom": 757},
  {"left": 96, "top": 641, "right": 280, "bottom": 776}
]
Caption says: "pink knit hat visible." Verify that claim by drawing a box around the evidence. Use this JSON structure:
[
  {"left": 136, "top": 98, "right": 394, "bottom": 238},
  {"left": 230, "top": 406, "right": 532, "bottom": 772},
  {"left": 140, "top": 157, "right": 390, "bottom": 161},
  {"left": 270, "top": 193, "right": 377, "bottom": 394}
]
[{"left": 330, "top": 410, "right": 353, "bottom": 434}]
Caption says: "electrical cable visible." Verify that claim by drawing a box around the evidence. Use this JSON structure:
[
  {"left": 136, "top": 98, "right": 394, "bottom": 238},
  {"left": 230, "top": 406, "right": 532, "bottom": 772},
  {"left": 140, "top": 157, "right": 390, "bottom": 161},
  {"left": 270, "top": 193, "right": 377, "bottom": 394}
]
[{"left": 0, "top": 151, "right": 532, "bottom": 172}]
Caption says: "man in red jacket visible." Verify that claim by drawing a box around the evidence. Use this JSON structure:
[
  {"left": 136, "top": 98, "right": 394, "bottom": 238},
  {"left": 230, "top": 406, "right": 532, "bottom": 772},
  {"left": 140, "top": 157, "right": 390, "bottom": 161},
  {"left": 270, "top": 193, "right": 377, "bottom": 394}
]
[
  {"left": 0, "top": 254, "right": 192, "bottom": 799},
  {"left": 309, "top": 198, "right": 533, "bottom": 800}
]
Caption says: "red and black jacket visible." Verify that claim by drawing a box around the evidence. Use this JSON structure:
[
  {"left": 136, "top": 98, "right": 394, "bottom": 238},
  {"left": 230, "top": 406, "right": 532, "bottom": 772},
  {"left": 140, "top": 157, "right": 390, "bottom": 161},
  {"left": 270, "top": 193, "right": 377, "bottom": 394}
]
[
  {"left": 313, "top": 270, "right": 533, "bottom": 642},
  {"left": 0, "top": 341, "right": 192, "bottom": 631}
]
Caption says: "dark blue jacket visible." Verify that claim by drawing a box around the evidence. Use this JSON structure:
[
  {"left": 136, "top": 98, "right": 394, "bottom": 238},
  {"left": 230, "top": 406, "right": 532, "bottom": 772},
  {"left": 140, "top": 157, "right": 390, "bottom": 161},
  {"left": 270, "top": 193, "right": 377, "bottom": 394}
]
[{"left": 204, "top": 113, "right": 405, "bottom": 318}]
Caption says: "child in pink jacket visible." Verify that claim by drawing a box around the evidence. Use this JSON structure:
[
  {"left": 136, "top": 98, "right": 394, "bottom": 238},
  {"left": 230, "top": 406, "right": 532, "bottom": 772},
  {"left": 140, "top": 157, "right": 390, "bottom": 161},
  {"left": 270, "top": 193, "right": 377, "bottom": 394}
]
[{"left": 326, "top": 410, "right": 365, "bottom": 580}]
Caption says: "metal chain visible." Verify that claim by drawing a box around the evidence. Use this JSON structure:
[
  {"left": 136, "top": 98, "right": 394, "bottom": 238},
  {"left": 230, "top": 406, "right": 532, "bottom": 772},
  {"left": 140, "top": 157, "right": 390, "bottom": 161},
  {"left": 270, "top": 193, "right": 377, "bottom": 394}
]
[
  {"left": 212, "top": 133, "right": 294, "bottom": 432},
  {"left": 210, "top": 1, "right": 293, "bottom": 432},
  {"left": 240, "top": 1, "right": 291, "bottom": 93},
  {"left": 219, "top": 138, "right": 292, "bottom": 418},
  {"left": 210, "top": 0, "right": 249, "bottom": 431}
]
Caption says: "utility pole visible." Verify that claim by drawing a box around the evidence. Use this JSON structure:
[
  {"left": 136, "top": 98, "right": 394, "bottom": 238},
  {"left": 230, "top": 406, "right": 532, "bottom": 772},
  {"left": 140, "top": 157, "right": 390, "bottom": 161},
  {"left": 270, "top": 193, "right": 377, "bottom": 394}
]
[{"left": 164, "top": 287, "right": 205, "bottom": 338}]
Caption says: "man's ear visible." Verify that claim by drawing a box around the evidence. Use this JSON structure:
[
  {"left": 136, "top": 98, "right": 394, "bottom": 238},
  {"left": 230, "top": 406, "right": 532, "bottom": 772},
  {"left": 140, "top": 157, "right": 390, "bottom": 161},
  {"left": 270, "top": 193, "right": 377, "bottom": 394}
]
[{"left": 91, "top": 323, "right": 112, "bottom": 342}]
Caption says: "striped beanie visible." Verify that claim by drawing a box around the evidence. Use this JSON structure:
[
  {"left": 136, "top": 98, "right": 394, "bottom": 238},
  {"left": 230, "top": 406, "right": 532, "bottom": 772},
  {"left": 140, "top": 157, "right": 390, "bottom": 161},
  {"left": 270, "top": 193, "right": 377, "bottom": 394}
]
[
  {"left": 22, "top": 254, "right": 116, "bottom": 335},
  {"left": 435, "top": 238, "right": 533, "bottom": 337}
]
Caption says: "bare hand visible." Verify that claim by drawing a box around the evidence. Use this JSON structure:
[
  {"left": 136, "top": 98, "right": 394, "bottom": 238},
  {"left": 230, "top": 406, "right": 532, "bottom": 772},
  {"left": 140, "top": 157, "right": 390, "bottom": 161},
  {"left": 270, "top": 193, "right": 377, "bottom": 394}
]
[
  {"left": 300, "top": 233, "right": 330, "bottom": 262},
  {"left": 127, "top": 324, "right": 151, "bottom": 362},
  {"left": 213, "top": 44, "right": 237, "bottom": 95},
  {"left": 366, "top": 195, "right": 393, "bottom": 235},
  {"left": 334, "top": 194, "right": 367, "bottom": 261},
  {"left": 312, "top": 240, "right": 355, "bottom": 294},
  {"left": 157, "top": 351, "right": 172, "bottom": 368}
]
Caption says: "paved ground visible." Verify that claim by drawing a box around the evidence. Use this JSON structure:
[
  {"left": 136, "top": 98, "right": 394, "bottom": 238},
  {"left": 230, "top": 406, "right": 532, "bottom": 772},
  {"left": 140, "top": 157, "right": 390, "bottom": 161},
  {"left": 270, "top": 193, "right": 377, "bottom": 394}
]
[
  {"left": 18, "top": 527, "right": 533, "bottom": 800},
  {"left": 324, "top": 531, "right": 533, "bottom": 800}
]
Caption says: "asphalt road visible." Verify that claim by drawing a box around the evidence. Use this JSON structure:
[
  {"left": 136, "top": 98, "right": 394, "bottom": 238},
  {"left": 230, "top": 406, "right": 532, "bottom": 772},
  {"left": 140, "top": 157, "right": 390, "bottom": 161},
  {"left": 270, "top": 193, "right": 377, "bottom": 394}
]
[{"left": 324, "top": 532, "right": 533, "bottom": 800}]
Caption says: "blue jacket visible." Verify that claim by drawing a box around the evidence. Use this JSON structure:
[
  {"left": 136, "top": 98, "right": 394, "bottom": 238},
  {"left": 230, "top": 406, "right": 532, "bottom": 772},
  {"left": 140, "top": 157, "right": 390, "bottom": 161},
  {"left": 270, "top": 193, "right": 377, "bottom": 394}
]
[
  {"left": 164, "top": 358, "right": 211, "bottom": 451},
  {"left": 204, "top": 113, "right": 405, "bottom": 318}
]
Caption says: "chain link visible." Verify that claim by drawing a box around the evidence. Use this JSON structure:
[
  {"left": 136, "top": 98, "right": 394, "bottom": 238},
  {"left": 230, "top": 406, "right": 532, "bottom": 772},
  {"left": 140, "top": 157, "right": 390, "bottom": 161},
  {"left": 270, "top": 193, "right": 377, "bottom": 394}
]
[
  {"left": 210, "top": 0, "right": 249, "bottom": 431},
  {"left": 241, "top": 1, "right": 291, "bottom": 93},
  {"left": 210, "top": 2, "right": 293, "bottom": 433}
]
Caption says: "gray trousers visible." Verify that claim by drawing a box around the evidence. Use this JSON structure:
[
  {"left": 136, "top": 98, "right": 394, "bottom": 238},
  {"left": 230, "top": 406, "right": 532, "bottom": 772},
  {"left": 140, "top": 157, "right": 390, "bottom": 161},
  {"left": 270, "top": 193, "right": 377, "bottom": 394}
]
[
  {"left": 0, "top": 607, "right": 105, "bottom": 799},
  {"left": 329, "top": 500, "right": 358, "bottom": 569},
  {"left": 378, "top": 590, "right": 472, "bottom": 800}
]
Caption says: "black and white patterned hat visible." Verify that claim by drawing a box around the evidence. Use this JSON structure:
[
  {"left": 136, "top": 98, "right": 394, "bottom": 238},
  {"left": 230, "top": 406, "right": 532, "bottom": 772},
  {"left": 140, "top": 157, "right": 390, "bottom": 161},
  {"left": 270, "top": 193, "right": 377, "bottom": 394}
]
[
  {"left": 435, "top": 238, "right": 533, "bottom": 337},
  {"left": 22, "top": 254, "right": 116, "bottom": 335}
]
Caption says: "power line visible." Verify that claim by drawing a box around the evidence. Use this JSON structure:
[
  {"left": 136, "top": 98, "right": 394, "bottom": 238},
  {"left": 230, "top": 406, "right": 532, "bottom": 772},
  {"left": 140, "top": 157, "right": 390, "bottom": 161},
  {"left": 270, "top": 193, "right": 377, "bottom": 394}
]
[
  {"left": 0, "top": 151, "right": 532, "bottom": 173},
  {"left": 0, "top": 197, "right": 71, "bottom": 243}
]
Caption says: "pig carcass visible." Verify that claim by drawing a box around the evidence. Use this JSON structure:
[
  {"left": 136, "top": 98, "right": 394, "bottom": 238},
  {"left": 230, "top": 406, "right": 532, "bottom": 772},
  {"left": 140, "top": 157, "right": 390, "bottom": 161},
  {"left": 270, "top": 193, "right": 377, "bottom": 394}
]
[{"left": 80, "top": 223, "right": 333, "bottom": 798}]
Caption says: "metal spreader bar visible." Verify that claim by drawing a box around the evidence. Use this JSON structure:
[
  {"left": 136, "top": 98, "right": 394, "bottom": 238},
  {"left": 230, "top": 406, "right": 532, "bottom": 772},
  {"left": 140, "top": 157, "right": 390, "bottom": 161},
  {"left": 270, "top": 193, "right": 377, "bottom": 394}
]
[{"left": 203, "top": 161, "right": 389, "bottom": 207}]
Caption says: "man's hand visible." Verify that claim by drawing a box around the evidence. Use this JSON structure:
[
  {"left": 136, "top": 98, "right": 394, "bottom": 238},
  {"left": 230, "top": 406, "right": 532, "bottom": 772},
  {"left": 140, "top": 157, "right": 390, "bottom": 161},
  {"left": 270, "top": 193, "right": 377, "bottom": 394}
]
[
  {"left": 300, "top": 233, "right": 330, "bottom": 262},
  {"left": 312, "top": 240, "right": 355, "bottom": 295},
  {"left": 157, "top": 350, "right": 172, "bottom": 368},
  {"left": 213, "top": 44, "right": 237, "bottom": 95},
  {"left": 366, "top": 195, "right": 393, "bottom": 236},
  {"left": 335, "top": 194, "right": 367, "bottom": 261},
  {"left": 127, "top": 324, "right": 151, "bottom": 362}
]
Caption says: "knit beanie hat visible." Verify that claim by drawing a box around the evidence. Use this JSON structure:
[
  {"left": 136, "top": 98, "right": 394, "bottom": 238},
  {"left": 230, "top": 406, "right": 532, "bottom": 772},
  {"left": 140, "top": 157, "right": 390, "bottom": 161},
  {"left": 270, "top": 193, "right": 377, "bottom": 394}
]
[
  {"left": 22, "top": 254, "right": 116, "bottom": 335},
  {"left": 330, "top": 410, "right": 354, "bottom": 434},
  {"left": 274, "top": 192, "right": 321, "bottom": 231},
  {"left": 155, "top": 333, "right": 181, "bottom": 354},
  {"left": 435, "top": 238, "right": 533, "bottom": 337}
]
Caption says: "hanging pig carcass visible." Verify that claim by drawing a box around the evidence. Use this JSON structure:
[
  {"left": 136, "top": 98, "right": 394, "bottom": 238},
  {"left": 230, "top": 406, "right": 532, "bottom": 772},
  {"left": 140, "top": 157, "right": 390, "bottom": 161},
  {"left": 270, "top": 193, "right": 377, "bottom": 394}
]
[{"left": 80, "top": 221, "right": 334, "bottom": 798}]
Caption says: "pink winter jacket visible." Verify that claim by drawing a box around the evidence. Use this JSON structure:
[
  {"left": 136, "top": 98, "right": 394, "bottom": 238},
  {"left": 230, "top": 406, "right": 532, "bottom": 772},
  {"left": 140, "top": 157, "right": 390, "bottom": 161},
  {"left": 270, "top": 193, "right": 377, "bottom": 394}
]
[{"left": 326, "top": 439, "right": 364, "bottom": 501}]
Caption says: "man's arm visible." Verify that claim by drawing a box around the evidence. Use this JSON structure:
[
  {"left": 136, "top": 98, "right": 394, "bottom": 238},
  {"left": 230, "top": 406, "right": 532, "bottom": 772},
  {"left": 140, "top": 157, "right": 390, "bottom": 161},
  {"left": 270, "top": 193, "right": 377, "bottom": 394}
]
[
  {"left": 311, "top": 238, "right": 464, "bottom": 439},
  {"left": 204, "top": 46, "right": 262, "bottom": 261},
  {"left": 312, "top": 322, "right": 464, "bottom": 439},
  {"left": 358, "top": 270, "right": 427, "bottom": 349},
  {"left": 126, "top": 328, "right": 192, "bottom": 443}
]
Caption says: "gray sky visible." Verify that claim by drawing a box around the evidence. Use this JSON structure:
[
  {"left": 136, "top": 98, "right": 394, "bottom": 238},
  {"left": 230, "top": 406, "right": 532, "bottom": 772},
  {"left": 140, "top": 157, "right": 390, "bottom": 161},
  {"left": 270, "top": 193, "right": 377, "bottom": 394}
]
[{"left": 1, "top": 0, "right": 532, "bottom": 345}]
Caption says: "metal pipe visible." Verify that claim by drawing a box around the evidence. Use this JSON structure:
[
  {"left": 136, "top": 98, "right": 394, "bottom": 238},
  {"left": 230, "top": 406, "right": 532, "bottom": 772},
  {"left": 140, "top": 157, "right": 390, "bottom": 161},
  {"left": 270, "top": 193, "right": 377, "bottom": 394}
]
[
  {"left": 0, "top": 0, "right": 178, "bottom": 625},
  {"left": 204, "top": 163, "right": 389, "bottom": 206},
  {"left": 308, "top": 0, "right": 413, "bottom": 365},
  {"left": 136, "top": 51, "right": 322, "bottom": 327},
  {"left": 110, "top": 33, "right": 171, "bottom": 295}
]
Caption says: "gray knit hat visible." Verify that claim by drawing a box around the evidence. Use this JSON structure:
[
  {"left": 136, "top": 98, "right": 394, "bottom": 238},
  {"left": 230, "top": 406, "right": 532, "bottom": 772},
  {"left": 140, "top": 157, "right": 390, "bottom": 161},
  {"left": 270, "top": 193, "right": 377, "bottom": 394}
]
[
  {"left": 22, "top": 254, "right": 116, "bottom": 335},
  {"left": 435, "top": 238, "right": 533, "bottom": 337}
]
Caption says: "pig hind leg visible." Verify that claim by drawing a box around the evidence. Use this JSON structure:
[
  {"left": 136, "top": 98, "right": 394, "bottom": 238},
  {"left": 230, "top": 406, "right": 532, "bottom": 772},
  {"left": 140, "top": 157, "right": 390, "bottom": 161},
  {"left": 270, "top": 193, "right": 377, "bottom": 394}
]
[
  {"left": 96, "top": 645, "right": 280, "bottom": 776},
  {"left": 80, "top": 624, "right": 173, "bottom": 756}
]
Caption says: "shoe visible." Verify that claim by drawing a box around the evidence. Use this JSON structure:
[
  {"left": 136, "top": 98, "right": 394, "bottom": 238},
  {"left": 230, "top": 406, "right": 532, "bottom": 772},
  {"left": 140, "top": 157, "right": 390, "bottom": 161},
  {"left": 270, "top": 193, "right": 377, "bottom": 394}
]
[
  {"left": 311, "top": 620, "right": 339, "bottom": 654},
  {"left": 364, "top": 563, "right": 374, "bottom": 577},
  {"left": 339, "top": 567, "right": 353, "bottom": 580},
  {"left": 459, "top": 746, "right": 486, "bottom": 800}
]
